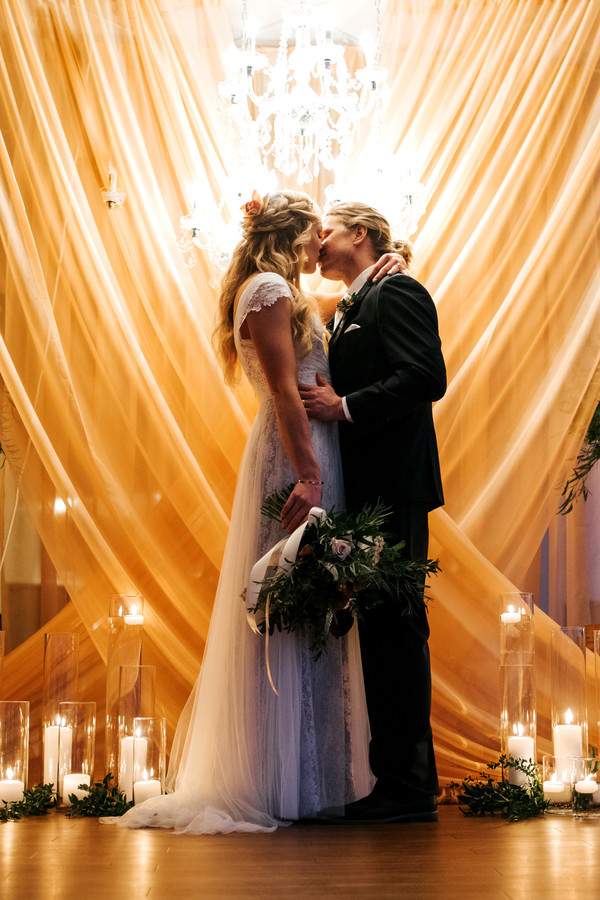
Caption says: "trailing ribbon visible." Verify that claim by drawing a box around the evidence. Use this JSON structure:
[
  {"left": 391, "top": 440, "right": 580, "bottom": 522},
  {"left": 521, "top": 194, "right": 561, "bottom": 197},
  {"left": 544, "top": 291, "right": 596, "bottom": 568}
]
[{"left": 246, "top": 507, "right": 326, "bottom": 694}]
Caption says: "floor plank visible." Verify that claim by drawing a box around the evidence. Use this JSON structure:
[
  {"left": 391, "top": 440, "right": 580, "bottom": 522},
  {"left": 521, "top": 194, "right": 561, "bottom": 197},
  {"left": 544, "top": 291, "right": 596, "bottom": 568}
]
[{"left": 2, "top": 805, "right": 600, "bottom": 898}]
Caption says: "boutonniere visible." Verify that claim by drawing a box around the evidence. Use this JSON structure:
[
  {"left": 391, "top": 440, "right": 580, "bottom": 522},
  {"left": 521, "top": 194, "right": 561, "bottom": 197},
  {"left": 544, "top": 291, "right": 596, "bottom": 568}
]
[{"left": 336, "top": 292, "right": 358, "bottom": 314}]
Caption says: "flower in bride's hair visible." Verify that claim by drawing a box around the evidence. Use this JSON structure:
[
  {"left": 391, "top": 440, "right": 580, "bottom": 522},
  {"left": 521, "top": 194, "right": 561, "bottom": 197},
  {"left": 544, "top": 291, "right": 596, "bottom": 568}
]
[{"left": 240, "top": 189, "right": 268, "bottom": 218}]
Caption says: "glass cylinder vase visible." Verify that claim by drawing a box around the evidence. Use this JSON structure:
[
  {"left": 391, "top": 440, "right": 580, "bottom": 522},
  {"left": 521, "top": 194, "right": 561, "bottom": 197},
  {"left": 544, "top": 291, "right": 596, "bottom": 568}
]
[
  {"left": 0, "top": 700, "right": 29, "bottom": 804},
  {"left": 499, "top": 592, "right": 535, "bottom": 785},
  {"left": 132, "top": 716, "right": 166, "bottom": 805},
  {"left": 543, "top": 754, "right": 575, "bottom": 815},
  {"left": 551, "top": 626, "right": 587, "bottom": 761},
  {"left": 593, "top": 629, "right": 600, "bottom": 756},
  {"left": 117, "top": 664, "right": 155, "bottom": 802},
  {"left": 571, "top": 757, "right": 600, "bottom": 818},
  {"left": 105, "top": 594, "right": 145, "bottom": 778},
  {"left": 42, "top": 632, "right": 79, "bottom": 791},
  {"left": 58, "top": 701, "right": 96, "bottom": 806}
]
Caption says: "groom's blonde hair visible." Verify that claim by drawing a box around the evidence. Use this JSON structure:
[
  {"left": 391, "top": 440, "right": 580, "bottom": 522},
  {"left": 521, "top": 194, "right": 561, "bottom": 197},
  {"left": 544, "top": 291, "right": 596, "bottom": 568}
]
[{"left": 326, "top": 201, "right": 412, "bottom": 267}]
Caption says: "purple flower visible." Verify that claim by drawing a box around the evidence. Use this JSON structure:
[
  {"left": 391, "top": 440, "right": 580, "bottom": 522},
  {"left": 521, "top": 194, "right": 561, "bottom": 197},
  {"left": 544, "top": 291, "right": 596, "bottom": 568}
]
[{"left": 331, "top": 538, "right": 353, "bottom": 560}]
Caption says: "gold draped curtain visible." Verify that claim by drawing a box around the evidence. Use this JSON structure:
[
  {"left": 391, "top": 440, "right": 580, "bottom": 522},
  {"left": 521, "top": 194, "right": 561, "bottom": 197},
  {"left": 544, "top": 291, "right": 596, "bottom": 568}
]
[{"left": 1, "top": 0, "right": 599, "bottom": 785}]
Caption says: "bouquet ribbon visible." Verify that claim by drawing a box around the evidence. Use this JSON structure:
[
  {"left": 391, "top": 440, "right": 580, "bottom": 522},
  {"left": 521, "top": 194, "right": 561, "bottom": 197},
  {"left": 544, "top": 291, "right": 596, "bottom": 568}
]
[{"left": 246, "top": 507, "right": 326, "bottom": 694}]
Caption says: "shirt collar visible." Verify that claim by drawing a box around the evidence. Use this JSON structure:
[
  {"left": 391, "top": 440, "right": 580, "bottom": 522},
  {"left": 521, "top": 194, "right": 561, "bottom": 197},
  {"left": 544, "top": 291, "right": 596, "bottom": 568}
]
[{"left": 345, "top": 268, "right": 372, "bottom": 297}]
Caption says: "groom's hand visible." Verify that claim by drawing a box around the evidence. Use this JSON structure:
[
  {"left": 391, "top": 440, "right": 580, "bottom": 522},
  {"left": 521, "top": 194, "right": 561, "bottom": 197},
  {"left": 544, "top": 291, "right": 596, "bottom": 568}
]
[{"left": 299, "top": 372, "right": 345, "bottom": 422}]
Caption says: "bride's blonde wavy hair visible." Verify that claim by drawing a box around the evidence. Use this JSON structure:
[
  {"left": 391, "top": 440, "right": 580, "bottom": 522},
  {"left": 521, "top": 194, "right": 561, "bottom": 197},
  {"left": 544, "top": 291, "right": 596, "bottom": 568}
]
[{"left": 213, "top": 191, "right": 321, "bottom": 386}]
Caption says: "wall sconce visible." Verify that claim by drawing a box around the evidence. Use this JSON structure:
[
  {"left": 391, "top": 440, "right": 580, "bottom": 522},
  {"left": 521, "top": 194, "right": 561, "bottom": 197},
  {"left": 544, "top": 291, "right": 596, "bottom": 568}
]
[{"left": 101, "top": 166, "right": 126, "bottom": 209}]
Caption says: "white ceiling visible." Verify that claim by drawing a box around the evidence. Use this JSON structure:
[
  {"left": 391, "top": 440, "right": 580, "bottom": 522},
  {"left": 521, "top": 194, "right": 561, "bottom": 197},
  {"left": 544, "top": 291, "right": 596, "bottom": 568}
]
[{"left": 225, "top": 0, "right": 376, "bottom": 48}]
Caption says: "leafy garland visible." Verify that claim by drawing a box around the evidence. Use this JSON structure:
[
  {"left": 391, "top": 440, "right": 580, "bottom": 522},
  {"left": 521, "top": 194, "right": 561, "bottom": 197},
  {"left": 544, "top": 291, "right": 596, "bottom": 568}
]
[
  {"left": 0, "top": 774, "right": 133, "bottom": 821},
  {"left": 246, "top": 485, "right": 441, "bottom": 660},
  {"left": 559, "top": 401, "right": 600, "bottom": 514},
  {"left": 66, "top": 773, "right": 133, "bottom": 817},
  {"left": 0, "top": 783, "right": 56, "bottom": 822},
  {"left": 454, "top": 756, "right": 548, "bottom": 821}
]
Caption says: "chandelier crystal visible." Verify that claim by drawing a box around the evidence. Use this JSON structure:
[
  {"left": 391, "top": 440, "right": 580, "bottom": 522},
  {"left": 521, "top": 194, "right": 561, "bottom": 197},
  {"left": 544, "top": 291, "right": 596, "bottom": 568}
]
[{"left": 218, "top": 0, "right": 388, "bottom": 184}]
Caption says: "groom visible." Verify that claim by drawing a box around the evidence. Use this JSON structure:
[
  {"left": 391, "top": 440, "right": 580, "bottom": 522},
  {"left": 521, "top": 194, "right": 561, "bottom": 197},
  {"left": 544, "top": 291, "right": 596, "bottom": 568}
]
[{"left": 299, "top": 202, "right": 446, "bottom": 824}]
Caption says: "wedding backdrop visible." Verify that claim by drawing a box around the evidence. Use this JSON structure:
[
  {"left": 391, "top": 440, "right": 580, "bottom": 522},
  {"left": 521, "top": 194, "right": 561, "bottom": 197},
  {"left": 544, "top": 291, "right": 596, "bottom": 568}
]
[{"left": 1, "top": 0, "right": 600, "bottom": 786}]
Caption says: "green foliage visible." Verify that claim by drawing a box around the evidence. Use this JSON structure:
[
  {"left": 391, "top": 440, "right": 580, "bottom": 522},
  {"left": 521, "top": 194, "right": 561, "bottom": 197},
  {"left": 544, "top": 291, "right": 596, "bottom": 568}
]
[
  {"left": 559, "top": 402, "right": 600, "bottom": 514},
  {"left": 249, "top": 485, "right": 441, "bottom": 660},
  {"left": 0, "top": 783, "right": 56, "bottom": 822},
  {"left": 66, "top": 773, "right": 133, "bottom": 818},
  {"left": 455, "top": 756, "right": 548, "bottom": 822}
]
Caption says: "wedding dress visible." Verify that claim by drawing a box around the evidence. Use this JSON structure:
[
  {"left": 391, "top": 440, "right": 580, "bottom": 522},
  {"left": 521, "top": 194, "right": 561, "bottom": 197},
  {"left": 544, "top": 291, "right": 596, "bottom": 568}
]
[{"left": 109, "top": 273, "right": 373, "bottom": 833}]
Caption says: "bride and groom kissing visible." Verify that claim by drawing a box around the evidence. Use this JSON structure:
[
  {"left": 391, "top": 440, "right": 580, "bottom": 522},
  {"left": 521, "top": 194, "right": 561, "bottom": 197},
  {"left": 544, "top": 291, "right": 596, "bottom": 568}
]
[{"left": 110, "top": 191, "right": 446, "bottom": 834}]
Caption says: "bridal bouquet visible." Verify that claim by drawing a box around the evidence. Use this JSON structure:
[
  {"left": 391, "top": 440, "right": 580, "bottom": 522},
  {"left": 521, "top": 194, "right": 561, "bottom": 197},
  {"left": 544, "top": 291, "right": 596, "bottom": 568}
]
[{"left": 245, "top": 485, "right": 440, "bottom": 661}]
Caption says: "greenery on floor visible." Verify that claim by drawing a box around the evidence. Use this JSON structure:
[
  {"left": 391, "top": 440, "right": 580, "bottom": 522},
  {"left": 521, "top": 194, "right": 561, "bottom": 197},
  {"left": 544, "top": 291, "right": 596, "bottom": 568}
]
[
  {"left": 0, "top": 783, "right": 56, "bottom": 822},
  {"left": 454, "top": 756, "right": 548, "bottom": 821},
  {"left": 66, "top": 773, "right": 133, "bottom": 817}
]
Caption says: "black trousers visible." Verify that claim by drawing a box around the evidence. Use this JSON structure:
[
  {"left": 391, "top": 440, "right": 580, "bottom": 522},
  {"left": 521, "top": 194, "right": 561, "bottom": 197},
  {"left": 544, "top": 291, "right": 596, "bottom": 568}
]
[{"left": 357, "top": 502, "right": 439, "bottom": 801}]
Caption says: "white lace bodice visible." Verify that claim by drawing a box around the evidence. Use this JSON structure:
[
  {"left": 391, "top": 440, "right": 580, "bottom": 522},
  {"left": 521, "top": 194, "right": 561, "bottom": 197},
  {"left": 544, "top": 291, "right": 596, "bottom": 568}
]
[{"left": 234, "top": 272, "right": 329, "bottom": 404}]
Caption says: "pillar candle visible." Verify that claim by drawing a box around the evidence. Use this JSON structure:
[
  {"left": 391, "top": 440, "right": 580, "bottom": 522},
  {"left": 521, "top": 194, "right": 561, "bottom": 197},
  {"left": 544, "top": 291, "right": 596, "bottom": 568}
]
[
  {"left": 0, "top": 778, "right": 25, "bottom": 804},
  {"left": 553, "top": 723, "right": 583, "bottom": 758},
  {"left": 133, "top": 777, "right": 161, "bottom": 805},
  {"left": 43, "top": 724, "right": 60, "bottom": 787},
  {"left": 119, "top": 736, "right": 148, "bottom": 801},
  {"left": 62, "top": 773, "right": 91, "bottom": 806},
  {"left": 58, "top": 724, "right": 73, "bottom": 775},
  {"left": 507, "top": 735, "right": 534, "bottom": 786}
]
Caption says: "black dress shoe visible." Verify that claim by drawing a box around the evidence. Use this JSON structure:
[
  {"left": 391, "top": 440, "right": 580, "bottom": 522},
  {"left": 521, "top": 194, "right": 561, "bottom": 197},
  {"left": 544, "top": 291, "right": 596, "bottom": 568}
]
[{"left": 316, "top": 794, "right": 438, "bottom": 825}]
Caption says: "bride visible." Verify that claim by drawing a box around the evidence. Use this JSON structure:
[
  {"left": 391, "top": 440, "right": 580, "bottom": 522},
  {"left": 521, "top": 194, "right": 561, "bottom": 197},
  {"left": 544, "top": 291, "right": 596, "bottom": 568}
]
[{"left": 110, "top": 191, "right": 399, "bottom": 833}]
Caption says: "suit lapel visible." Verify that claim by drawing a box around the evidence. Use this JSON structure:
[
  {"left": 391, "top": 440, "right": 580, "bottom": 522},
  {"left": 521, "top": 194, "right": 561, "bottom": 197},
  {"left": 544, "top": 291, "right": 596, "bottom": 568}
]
[{"left": 329, "top": 281, "right": 373, "bottom": 355}]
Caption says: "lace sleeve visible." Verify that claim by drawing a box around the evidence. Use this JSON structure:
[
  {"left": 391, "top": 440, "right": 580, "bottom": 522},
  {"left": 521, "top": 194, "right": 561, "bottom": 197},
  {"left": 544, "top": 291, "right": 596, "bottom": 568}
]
[{"left": 236, "top": 273, "right": 293, "bottom": 329}]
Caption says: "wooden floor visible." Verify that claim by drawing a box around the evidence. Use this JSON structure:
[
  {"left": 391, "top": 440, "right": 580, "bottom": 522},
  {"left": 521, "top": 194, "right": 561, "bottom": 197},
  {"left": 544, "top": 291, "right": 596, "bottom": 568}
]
[{"left": 2, "top": 804, "right": 600, "bottom": 899}]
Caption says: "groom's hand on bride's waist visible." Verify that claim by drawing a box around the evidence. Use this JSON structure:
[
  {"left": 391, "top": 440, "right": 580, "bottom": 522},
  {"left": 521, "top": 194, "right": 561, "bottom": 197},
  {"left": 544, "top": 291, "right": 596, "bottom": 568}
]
[{"left": 299, "top": 372, "right": 345, "bottom": 422}]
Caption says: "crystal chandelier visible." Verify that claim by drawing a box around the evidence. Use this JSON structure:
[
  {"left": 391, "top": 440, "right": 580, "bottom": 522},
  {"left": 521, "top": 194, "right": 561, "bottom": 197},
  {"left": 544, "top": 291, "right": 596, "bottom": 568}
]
[
  {"left": 218, "top": 0, "right": 388, "bottom": 184},
  {"left": 325, "top": 146, "right": 427, "bottom": 241}
]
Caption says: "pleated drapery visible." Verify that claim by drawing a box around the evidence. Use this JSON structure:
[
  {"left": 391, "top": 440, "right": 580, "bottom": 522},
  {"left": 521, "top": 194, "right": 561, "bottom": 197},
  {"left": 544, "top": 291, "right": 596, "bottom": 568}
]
[{"left": 1, "top": 0, "right": 600, "bottom": 785}]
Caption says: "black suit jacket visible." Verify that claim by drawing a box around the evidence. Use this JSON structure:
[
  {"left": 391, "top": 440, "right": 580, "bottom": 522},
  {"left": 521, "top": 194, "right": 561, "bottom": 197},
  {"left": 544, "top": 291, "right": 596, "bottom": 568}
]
[{"left": 328, "top": 274, "right": 446, "bottom": 517}]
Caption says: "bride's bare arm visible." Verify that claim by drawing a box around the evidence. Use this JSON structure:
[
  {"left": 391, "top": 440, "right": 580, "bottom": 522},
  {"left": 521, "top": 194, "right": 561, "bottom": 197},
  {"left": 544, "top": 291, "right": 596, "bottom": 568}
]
[
  {"left": 309, "top": 252, "right": 409, "bottom": 322},
  {"left": 245, "top": 297, "right": 323, "bottom": 533}
]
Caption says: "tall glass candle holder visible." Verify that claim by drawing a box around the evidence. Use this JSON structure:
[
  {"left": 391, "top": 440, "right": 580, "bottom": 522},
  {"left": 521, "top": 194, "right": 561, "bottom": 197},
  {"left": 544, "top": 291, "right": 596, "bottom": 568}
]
[
  {"left": 42, "top": 633, "right": 79, "bottom": 791},
  {"left": 105, "top": 594, "right": 144, "bottom": 778},
  {"left": 117, "top": 664, "right": 155, "bottom": 802},
  {"left": 0, "top": 700, "right": 29, "bottom": 804},
  {"left": 58, "top": 701, "right": 96, "bottom": 806},
  {"left": 499, "top": 592, "right": 535, "bottom": 785},
  {"left": 551, "top": 627, "right": 587, "bottom": 761},
  {"left": 593, "top": 630, "right": 600, "bottom": 756},
  {"left": 132, "top": 717, "right": 166, "bottom": 805}
]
